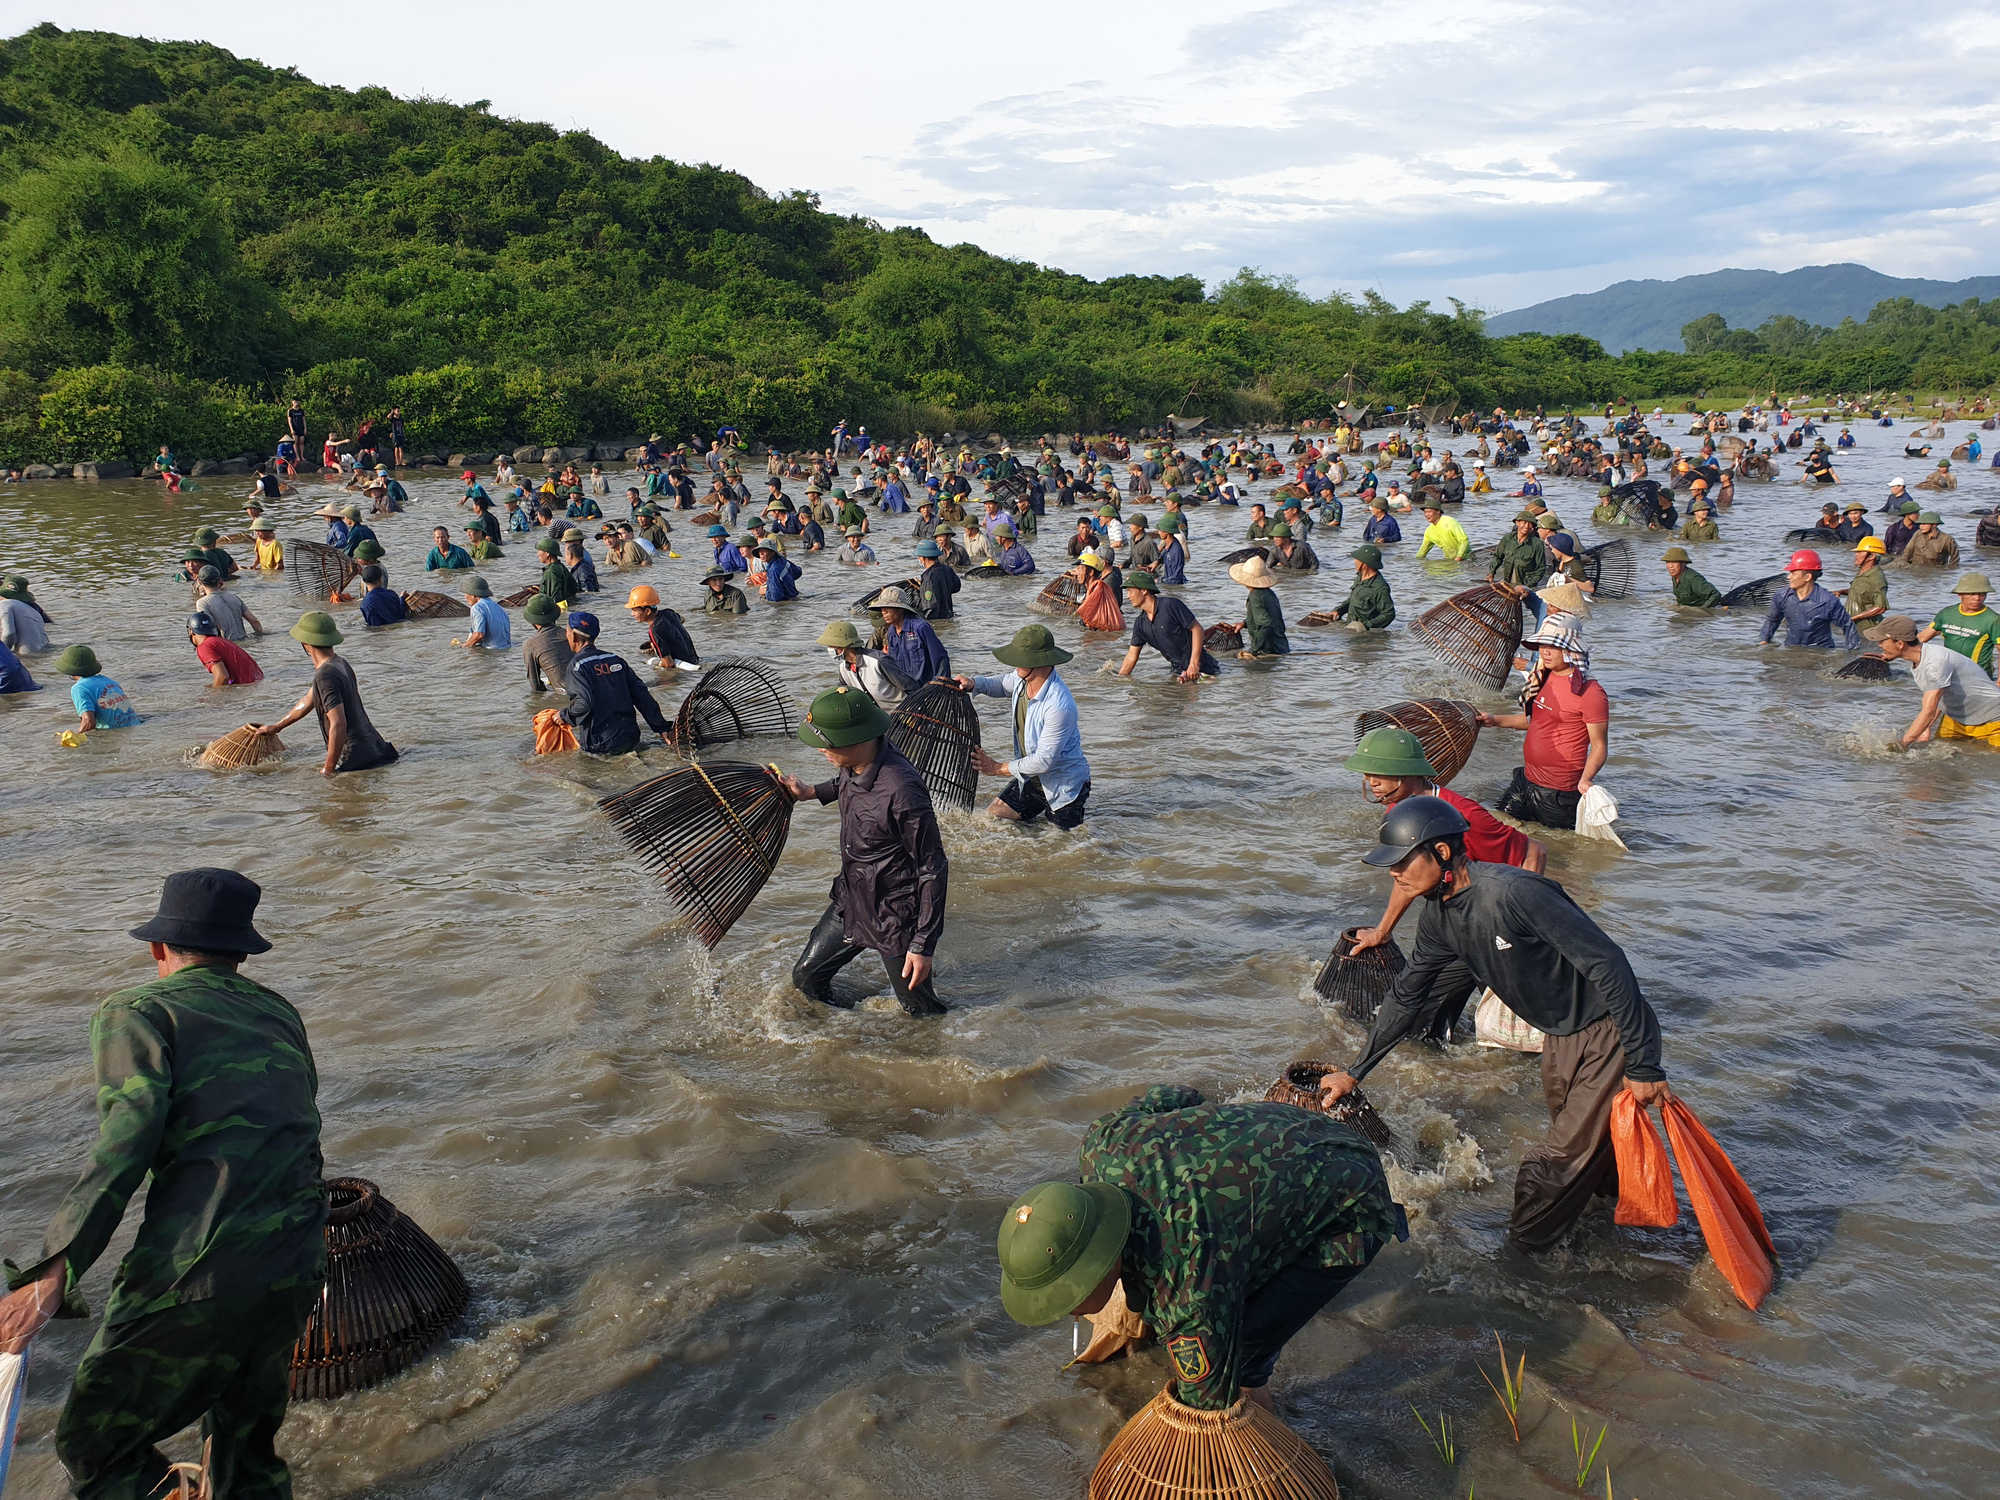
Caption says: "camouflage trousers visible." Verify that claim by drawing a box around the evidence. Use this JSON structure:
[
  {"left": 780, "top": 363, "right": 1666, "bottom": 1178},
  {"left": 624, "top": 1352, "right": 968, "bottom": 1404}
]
[{"left": 55, "top": 1283, "right": 318, "bottom": 1500}]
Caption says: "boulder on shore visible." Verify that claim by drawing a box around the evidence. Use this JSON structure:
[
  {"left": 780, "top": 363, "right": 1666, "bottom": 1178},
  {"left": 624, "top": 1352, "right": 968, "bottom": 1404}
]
[
  {"left": 77, "top": 459, "right": 136, "bottom": 480},
  {"left": 512, "top": 444, "right": 543, "bottom": 463},
  {"left": 23, "top": 463, "right": 62, "bottom": 479}
]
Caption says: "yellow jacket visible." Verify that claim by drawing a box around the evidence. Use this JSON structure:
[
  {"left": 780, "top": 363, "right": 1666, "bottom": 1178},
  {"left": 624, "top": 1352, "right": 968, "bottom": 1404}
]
[{"left": 1417, "top": 515, "right": 1471, "bottom": 559}]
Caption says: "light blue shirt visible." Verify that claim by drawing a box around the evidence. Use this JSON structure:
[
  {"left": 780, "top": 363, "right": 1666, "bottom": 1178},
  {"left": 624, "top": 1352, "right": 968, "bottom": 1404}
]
[
  {"left": 70, "top": 674, "right": 137, "bottom": 727},
  {"left": 468, "top": 597, "right": 512, "bottom": 648},
  {"left": 970, "top": 669, "right": 1089, "bottom": 810}
]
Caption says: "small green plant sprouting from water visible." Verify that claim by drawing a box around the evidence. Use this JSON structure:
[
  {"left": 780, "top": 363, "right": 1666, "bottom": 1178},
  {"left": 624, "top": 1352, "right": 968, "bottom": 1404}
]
[
  {"left": 1478, "top": 1331, "right": 1527, "bottom": 1442},
  {"left": 1409, "top": 1404, "right": 1455, "bottom": 1466},
  {"left": 1572, "top": 1414, "right": 1607, "bottom": 1489}
]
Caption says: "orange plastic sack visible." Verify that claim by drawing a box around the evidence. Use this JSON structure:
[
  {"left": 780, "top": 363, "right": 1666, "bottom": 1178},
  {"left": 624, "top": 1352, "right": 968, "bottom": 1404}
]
[
  {"left": 533, "top": 707, "right": 579, "bottom": 755},
  {"left": 1610, "top": 1093, "right": 1677, "bottom": 1227},
  {"left": 1661, "top": 1099, "right": 1776, "bottom": 1310},
  {"left": 1077, "top": 578, "right": 1125, "bottom": 632}
]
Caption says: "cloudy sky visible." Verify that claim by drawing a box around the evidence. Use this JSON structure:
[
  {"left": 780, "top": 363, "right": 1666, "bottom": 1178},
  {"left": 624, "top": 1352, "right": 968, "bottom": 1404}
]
[{"left": 8, "top": 0, "right": 1998, "bottom": 313}]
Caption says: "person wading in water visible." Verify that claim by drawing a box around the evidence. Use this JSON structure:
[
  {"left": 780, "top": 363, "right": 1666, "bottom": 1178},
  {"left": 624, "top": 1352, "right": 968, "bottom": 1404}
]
[{"left": 1320, "top": 796, "right": 1671, "bottom": 1252}]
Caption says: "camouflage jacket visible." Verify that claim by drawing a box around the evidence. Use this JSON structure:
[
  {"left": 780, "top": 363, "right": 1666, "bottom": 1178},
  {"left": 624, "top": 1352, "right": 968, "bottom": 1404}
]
[
  {"left": 1080, "top": 1086, "right": 1402, "bottom": 1410},
  {"left": 7, "top": 964, "right": 326, "bottom": 1324}
]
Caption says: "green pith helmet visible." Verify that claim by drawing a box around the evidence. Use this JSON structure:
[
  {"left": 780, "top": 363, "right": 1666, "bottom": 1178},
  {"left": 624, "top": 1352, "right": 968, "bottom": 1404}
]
[
  {"left": 55, "top": 644, "right": 100, "bottom": 677},
  {"left": 1124, "top": 570, "right": 1158, "bottom": 594},
  {"left": 1343, "top": 726, "right": 1438, "bottom": 778},
  {"left": 1951, "top": 573, "right": 1991, "bottom": 595},
  {"left": 797, "top": 685, "right": 889, "bottom": 749},
  {"left": 992, "top": 623, "right": 1074, "bottom": 668},
  {"left": 523, "top": 593, "right": 560, "bottom": 625},
  {"left": 1918, "top": 511, "right": 1941, "bottom": 526},
  {"left": 194, "top": 527, "right": 219, "bottom": 545},
  {"left": 997, "top": 1180, "right": 1132, "bottom": 1326},
  {"left": 289, "top": 611, "right": 343, "bottom": 647},
  {"left": 352, "top": 539, "right": 384, "bottom": 561},
  {"left": 1662, "top": 546, "right": 1693, "bottom": 563},
  {"left": 816, "top": 620, "right": 861, "bottom": 650}
]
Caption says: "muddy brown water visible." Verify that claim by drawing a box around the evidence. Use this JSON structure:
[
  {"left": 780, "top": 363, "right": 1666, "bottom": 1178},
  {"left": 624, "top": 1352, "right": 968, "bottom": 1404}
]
[{"left": 3, "top": 423, "right": 1996, "bottom": 1498}]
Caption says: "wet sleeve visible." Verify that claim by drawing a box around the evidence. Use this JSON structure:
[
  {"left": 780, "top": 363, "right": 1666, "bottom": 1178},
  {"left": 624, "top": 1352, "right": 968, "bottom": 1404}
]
[
  {"left": 23, "top": 1001, "right": 173, "bottom": 1305},
  {"left": 1350, "top": 908, "right": 1456, "bottom": 1083},
  {"left": 1513, "top": 883, "right": 1664, "bottom": 1081},
  {"left": 1760, "top": 592, "right": 1784, "bottom": 642},
  {"left": 626, "top": 664, "right": 669, "bottom": 734},
  {"left": 1010, "top": 691, "right": 1073, "bottom": 779},
  {"left": 899, "top": 787, "right": 949, "bottom": 957}
]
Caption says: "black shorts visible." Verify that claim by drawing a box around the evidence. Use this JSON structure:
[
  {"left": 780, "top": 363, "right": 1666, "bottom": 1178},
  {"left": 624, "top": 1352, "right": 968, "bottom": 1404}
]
[
  {"left": 1495, "top": 765, "right": 1579, "bottom": 830},
  {"left": 997, "top": 776, "right": 1089, "bottom": 829}
]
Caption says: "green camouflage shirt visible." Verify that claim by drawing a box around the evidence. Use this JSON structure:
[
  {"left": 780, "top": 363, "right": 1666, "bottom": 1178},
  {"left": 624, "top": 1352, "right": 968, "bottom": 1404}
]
[
  {"left": 9, "top": 965, "right": 326, "bottom": 1324},
  {"left": 1080, "top": 1086, "right": 1402, "bottom": 1410}
]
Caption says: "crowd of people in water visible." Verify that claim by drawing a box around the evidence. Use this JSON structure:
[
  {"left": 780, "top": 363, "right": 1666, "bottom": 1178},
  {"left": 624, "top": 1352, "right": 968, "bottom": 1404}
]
[{"left": 3, "top": 392, "right": 1996, "bottom": 1500}]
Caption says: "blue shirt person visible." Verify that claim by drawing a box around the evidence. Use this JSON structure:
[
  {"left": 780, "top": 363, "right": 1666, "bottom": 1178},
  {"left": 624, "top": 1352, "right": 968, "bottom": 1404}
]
[
  {"left": 1761, "top": 568, "right": 1863, "bottom": 649},
  {"left": 462, "top": 583, "right": 512, "bottom": 649},
  {"left": 757, "top": 549, "right": 802, "bottom": 601},
  {"left": 1363, "top": 509, "right": 1402, "bottom": 544},
  {"left": 0, "top": 636, "right": 39, "bottom": 693},
  {"left": 879, "top": 603, "right": 950, "bottom": 684},
  {"left": 56, "top": 646, "right": 137, "bottom": 729}
]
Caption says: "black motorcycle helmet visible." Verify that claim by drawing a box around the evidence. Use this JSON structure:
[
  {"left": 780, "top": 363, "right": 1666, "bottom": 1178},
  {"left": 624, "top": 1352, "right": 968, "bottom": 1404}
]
[
  {"left": 1362, "top": 793, "right": 1471, "bottom": 868},
  {"left": 186, "top": 610, "right": 216, "bottom": 638}
]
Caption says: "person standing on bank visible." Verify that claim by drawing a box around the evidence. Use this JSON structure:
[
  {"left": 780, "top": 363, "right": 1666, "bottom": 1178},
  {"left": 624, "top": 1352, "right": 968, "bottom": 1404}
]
[
  {"left": 1319, "top": 797, "right": 1670, "bottom": 1252},
  {"left": 0, "top": 869, "right": 326, "bottom": 1500},
  {"left": 777, "top": 686, "right": 948, "bottom": 1015},
  {"left": 252, "top": 612, "right": 399, "bottom": 774},
  {"left": 957, "top": 623, "right": 1092, "bottom": 829},
  {"left": 996, "top": 1084, "right": 1404, "bottom": 1415},
  {"left": 1484, "top": 615, "right": 1606, "bottom": 830}
]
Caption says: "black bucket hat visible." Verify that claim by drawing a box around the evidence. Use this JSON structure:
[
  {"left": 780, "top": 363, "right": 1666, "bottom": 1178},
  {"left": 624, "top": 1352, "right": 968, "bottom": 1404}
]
[{"left": 128, "top": 868, "right": 273, "bottom": 954}]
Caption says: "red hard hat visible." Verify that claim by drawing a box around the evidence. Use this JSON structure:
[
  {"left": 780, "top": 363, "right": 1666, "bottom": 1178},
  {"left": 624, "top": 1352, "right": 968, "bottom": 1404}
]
[{"left": 1787, "top": 548, "right": 1823, "bottom": 572}]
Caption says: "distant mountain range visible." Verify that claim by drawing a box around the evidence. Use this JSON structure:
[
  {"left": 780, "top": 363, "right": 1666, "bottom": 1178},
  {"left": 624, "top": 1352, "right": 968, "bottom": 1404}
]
[{"left": 1486, "top": 264, "right": 2000, "bottom": 354}]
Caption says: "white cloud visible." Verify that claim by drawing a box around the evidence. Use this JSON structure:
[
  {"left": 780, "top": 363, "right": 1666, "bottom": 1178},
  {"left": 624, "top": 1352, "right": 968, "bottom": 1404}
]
[{"left": 6, "top": 0, "right": 1996, "bottom": 311}]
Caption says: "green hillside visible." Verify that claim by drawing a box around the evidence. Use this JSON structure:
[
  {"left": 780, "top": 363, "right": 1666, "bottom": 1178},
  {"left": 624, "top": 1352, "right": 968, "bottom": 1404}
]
[{"left": 0, "top": 26, "right": 1994, "bottom": 464}]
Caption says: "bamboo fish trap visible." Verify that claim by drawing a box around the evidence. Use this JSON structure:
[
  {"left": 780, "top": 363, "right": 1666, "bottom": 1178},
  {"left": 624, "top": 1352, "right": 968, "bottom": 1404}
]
[
  {"left": 213, "top": 531, "right": 256, "bottom": 546},
  {"left": 401, "top": 590, "right": 472, "bottom": 619},
  {"left": 287, "top": 539, "right": 360, "bottom": 601},
  {"left": 1089, "top": 1387, "right": 1341, "bottom": 1500},
  {"left": 1027, "top": 574, "right": 1084, "bottom": 618},
  {"left": 289, "top": 1178, "right": 468, "bottom": 1400},
  {"left": 1834, "top": 654, "right": 1895, "bottom": 681},
  {"left": 1352, "top": 700, "right": 1479, "bottom": 784},
  {"left": 598, "top": 762, "right": 794, "bottom": 947},
  {"left": 670, "top": 658, "right": 797, "bottom": 754},
  {"left": 1203, "top": 623, "right": 1243, "bottom": 652},
  {"left": 498, "top": 585, "right": 540, "bottom": 608},
  {"left": 1262, "top": 1060, "right": 1392, "bottom": 1149},
  {"left": 1217, "top": 545, "right": 1269, "bottom": 567},
  {"left": 853, "top": 578, "right": 921, "bottom": 618},
  {"left": 198, "top": 725, "right": 282, "bottom": 770},
  {"left": 1577, "top": 538, "right": 1635, "bottom": 599},
  {"left": 1299, "top": 610, "right": 1343, "bottom": 627},
  {"left": 1718, "top": 572, "right": 1786, "bottom": 608},
  {"left": 887, "top": 681, "right": 981, "bottom": 811},
  {"left": 1410, "top": 584, "right": 1523, "bottom": 690},
  {"left": 1313, "top": 927, "right": 1405, "bottom": 1024}
]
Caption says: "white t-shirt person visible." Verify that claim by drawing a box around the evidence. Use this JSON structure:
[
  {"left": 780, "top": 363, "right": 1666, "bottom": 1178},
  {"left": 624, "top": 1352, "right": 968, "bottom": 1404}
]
[{"left": 1915, "top": 640, "right": 2000, "bottom": 728}]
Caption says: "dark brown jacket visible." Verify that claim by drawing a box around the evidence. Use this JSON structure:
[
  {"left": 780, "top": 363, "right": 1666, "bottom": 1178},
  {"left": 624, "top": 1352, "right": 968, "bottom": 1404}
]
[{"left": 810, "top": 743, "right": 948, "bottom": 957}]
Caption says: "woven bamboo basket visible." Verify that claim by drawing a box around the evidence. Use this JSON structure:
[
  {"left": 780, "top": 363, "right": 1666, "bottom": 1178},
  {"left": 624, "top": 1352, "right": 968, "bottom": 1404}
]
[
  {"left": 198, "top": 725, "right": 282, "bottom": 771},
  {"left": 1410, "top": 585, "right": 1522, "bottom": 690},
  {"left": 1312, "top": 928, "right": 1405, "bottom": 1023},
  {"left": 1262, "top": 1060, "right": 1391, "bottom": 1148},
  {"left": 690, "top": 510, "right": 721, "bottom": 526},
  {"left": 213, "top": 531, "right": 256, "bottom": 546},
  {"left": 852, "top": 578, "right": 921, "bottom": 618},
  {"left": 669, "top": 658, "right": 797, "bottom": 755},
  {"left": 1089, "top": 1387, "right": 1341, "bottom": 1500},
  {"left": 959, "top": 562, "right": 1010, "bottom": 581},
  {"left": 1718, "top": 572, "right": 1786, "bottom": 608},
  {"left": 287, "top": 539, "right": 360, "bottom": 601},
  {"left": 1577, "top": 539, "right": 1635, "bottom": 599},
  {"left": 498, "top": 585, "right": 540, "bottom": 608},
  {"left": 1028, "top": 574, "right": 1084, "bottom": 618},
  {"left": 1834, "top": 654, "right": 1895, "bottom": 681},
  {"left": 402, "top": 590, "right": 472, "bottom": 619},
  {"left": 289, "top": 1178, "right": 469, "bottom": 1400},
  {"left": 1217, "top": 545, "right": 1270, "bottom": 567},
  {"left": 1202, "top": 623, "right": 1244, "bottom": 652},
  {"left": 598, "top": 761, "right": 794, "bottom": 947},
  {"left": 1299, "top": 610, "right": 1342, "bottom": 627},
  {"left": 1610, "top": 479, "right": 1667, "bottom": 526},
  {"left": 1352, "top": 700, "right": 1479, "bottom": 784},
  {"left": 888, "top": 681, "right": 982, "bottom": 811}
]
